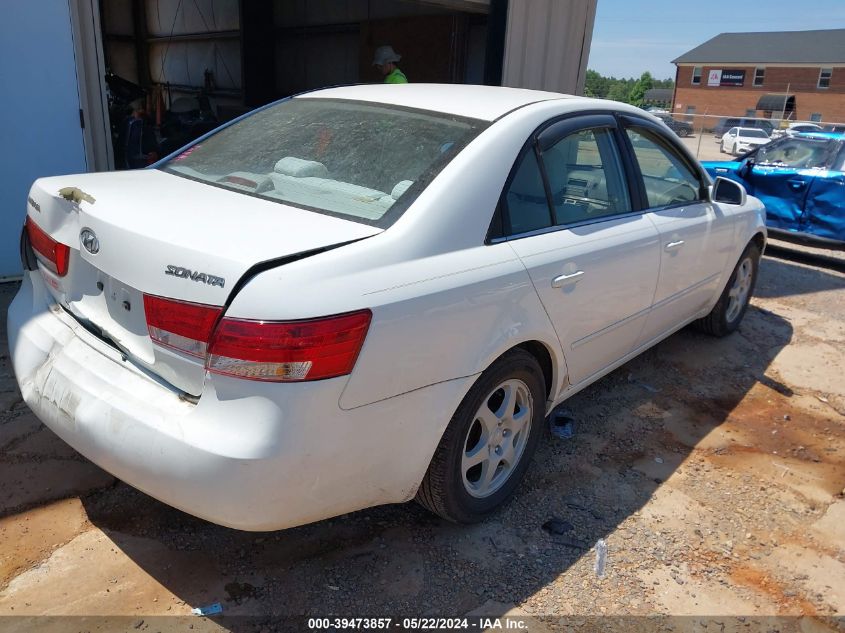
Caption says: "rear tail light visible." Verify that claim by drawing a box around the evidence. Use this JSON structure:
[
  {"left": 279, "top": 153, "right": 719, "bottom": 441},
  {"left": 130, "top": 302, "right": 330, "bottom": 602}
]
[
  {"left": 143, "top": 295, "right": 222, "bottom": 358},
  {"left": 207, "top": 310, "right": 372, "bottom": 382},
  {"left": 142, "top": 294, "right": 371, "bottom": 382},
  {"left": 25, "top": 217, "right": 70, "bottom": 276}
]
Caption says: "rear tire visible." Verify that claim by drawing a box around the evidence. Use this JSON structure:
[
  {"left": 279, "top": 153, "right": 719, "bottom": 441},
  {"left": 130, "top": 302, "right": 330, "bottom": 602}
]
[
  {"left": 695, "top": 243, "right": 760, "bottom": 337},
  {"left": 416, "top": 349, "right": 545, "bottom": 523}
]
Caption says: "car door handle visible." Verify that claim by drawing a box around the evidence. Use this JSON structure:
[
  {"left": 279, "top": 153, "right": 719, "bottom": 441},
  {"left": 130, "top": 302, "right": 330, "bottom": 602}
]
[
  {"left": 787, "top": 179, "right": 807, "bottom": 191},
  {"left": 664, "top": 240, "right": 685, "bottom": 251},
  {"left": 551, "top": 270, "right": 585, "bottom": 288}
]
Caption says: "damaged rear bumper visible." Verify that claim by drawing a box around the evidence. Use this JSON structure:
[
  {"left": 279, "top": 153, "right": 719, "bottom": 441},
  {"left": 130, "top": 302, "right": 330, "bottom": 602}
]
[{"left": 7, "top": 272, "right": 473, "bottom": 530}]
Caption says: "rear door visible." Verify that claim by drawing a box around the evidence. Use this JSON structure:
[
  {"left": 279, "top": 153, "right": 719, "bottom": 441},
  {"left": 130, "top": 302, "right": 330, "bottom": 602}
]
[
  {"left": 502, "top": 114, "right": 660, "bottom": 388},
  {"left": 620, "top": 118, "right": 734, "bottom": 348}
]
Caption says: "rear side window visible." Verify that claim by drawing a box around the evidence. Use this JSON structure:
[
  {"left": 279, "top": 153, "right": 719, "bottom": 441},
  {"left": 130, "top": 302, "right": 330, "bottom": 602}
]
[
  {"left": 542, "top": 128, "right": 631, "bottom": 225},
  {"left": 502, "top": 150, "right": 553, "bottom": 235},
  {"left": 625, "top": 127, "right": 702, "bottom": 208}
]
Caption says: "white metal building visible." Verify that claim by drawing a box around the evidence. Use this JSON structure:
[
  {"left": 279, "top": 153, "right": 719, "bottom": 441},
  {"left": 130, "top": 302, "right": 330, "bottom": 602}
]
[{"left": 0, "top": 0, "right": 597, "bottom": 278}]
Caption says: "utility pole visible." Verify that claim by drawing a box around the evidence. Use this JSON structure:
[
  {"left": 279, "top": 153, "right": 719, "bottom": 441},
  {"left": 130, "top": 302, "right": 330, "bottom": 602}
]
[{"left": 781, "top": 83, "right": 790, "bottom": 122}]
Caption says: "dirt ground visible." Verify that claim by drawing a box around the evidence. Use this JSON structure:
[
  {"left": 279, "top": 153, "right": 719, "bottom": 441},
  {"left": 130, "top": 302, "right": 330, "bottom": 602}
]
[
  {"left": 0, "top": 240, "right": 843, "bottom": 631},
  {"left": 679, "top": 133, "right": 734, "bottom": 162}
]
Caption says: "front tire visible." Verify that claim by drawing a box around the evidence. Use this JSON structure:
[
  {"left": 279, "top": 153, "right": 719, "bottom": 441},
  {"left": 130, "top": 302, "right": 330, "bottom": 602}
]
[
  {"left": 695, "top": 243, "right": 760, "bottom": 337},
  {"left": 416, "top": 349, "right": 545, "bottom": 523}
]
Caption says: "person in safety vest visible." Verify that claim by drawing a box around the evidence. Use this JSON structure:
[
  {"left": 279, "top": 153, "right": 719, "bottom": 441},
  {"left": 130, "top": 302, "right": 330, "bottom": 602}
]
[{"left": 373, "top": 45, "right": 408, "bottom": 84}]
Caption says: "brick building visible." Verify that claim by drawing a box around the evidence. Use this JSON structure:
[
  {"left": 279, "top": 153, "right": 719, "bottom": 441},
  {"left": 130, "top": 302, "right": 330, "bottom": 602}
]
[{"left": 672, "top": 29, "right": 845, "bottom": 127}]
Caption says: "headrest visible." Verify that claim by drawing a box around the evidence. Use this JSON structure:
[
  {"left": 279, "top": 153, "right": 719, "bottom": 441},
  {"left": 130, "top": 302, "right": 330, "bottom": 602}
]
[
  {"left": 391, "top": 180, "right": 414, "bottom": 199},
  {"left": 274, "top": 157, "right": 329, "bottom": 178}
]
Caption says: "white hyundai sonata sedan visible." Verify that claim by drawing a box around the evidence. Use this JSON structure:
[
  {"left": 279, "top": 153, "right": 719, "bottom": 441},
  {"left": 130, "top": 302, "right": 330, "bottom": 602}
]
[{"left": 8, "top": 84, "right": 765, "bottom": 530}]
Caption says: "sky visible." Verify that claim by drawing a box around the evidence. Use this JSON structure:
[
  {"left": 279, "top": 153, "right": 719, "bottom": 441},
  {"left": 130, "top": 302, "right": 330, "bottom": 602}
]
[{"left": 588, "top": 0, "right": 845, "bottom": 80}]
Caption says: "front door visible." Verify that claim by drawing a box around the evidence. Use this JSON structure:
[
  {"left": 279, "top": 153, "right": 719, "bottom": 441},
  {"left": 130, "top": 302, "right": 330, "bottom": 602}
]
[
  {"left": 621, "top": 123, "right": 734, "bottom": 347},
  {"left": 501, "top": 116, "right": 660, "bottom": 388}
]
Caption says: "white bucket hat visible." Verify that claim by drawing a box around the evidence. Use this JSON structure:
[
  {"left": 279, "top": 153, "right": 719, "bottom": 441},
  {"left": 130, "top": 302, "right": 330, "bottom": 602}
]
[{"left": 373, "top": 45, "right": 401, "bottom": 66}]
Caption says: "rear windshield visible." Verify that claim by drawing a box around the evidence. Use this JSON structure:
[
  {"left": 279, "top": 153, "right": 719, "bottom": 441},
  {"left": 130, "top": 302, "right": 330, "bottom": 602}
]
[{"left": 159, "top": 98, "right": 487, "bottom": 227}]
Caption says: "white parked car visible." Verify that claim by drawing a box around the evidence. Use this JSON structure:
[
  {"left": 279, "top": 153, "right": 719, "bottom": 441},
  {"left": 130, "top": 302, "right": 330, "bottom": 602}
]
[
  {"left": 721, "top": 127, "right": 771, "bottom": 155},
  {"left": 781, "top": 122, "right": 824, "bottom": 138},
  {"left": 8, "top": 85, "right": 766, "bottom": 530}
]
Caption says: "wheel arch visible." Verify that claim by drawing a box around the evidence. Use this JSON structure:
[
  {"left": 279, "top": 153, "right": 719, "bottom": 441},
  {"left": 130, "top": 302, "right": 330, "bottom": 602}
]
[
  {"left": 750, "top": 231, "right": 766, "bottom": 255},
  {"left": 471, "top": 338, "right": 563, "bottom": 411},
  {"left": 515, "top": 340, "right": 555, "bottom": 402}
]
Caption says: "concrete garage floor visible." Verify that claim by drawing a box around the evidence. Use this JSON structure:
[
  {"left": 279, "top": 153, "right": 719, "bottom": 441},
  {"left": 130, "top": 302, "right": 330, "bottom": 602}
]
[{"left": 0, "top": 243, "right": 843, "bottom": 629}]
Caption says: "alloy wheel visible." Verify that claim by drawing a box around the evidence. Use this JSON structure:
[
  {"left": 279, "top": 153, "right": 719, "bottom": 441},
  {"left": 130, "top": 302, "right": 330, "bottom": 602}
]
[{"left": 461, "top": 379, "right": 533, "bottom": 499}]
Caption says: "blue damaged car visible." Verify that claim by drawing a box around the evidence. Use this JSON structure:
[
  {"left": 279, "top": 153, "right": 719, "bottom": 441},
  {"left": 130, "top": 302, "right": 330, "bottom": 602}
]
[{"left": 702, "top": 132, "right": 845, "bottom": 249}]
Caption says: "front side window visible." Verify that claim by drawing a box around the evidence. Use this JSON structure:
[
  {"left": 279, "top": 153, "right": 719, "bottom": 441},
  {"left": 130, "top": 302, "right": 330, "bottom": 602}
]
[
  {"left": 625, "top": 127, "right": 702, "bottom": 207},
  {"left": 692, "top": 67, "right": 702, "bottom": 85},
  {"left": 755, "top": 137, "right": 836, "bottom": 169},
  {"left": 541, "top": 127, "right": 631, "bottom": 225},
  {"left": 160, "top": 98, "right": 486, "bottom": 227},
  {"left": 819, "top": 68, "right": 832, "bottom": 89}
]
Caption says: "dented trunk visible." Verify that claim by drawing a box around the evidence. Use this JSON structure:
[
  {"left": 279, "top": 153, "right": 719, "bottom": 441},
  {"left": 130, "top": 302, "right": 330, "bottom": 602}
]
[{"left": 24, "top": 169, "right": 381, "bottom": 395}]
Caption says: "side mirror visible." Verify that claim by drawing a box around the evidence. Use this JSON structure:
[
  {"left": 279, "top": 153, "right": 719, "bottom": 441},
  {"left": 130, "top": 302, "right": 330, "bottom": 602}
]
[
  {"left": 740, "top": 157, "right": 755, "bottom": 176},
  {"left": 711, "top": 176, "right": 747, "bottom": 206}
]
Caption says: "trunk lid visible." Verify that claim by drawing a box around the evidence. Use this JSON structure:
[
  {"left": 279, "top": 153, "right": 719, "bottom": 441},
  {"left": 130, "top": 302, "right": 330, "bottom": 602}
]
[{"left": 26, "top": 169, "right": 381, "bottom": 395}]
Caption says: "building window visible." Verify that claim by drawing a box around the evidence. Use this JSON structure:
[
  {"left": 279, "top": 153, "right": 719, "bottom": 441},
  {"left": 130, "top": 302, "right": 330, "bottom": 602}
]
[
  {"left": 745, "top": 109, "right": 757, "bottom": 117},
  {"left": 753, "top": 67, "right": 765, "bottom": 86},
  {"left": 685, "top": 105, "right": 696, "bottom": 114},
  {"left": 810, "top": 113, "right": 823, "bottom": 122},
  {"left": 692, "top": 67, "right": 702, "bottom": 85},
  {"left": 818, "top": 68, "right": 832, "bottom": 89}
]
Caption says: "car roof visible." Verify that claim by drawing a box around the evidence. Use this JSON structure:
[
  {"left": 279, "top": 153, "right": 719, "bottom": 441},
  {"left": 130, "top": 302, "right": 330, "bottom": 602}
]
[{"left": 298, "top": 83, "right": 578, "bottom": 121}]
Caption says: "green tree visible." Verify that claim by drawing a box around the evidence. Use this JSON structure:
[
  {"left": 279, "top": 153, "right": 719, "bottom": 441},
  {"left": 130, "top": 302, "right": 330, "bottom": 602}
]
[
  {"left": 583, "top": 69, "right": 674, "bottom": 106},
  {"left": 606, "top": 81, "right": 631, "bottom": 103},
  {"left": 628, "top": 71, "right": 654, "bottom": 107},
  {"left": 584, "top": 69, "right": 610, "bottom": 98}
]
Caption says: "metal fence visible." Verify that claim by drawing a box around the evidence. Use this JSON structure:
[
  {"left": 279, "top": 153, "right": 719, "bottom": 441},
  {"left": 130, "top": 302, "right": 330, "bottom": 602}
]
[{"left": 642, "top": 111, "right": 845, "bottom": 162}]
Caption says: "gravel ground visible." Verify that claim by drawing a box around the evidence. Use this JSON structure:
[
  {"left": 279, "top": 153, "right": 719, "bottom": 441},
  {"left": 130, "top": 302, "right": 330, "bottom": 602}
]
[{"left": 0, "top": 241, "right": 843, "bottom": 631}]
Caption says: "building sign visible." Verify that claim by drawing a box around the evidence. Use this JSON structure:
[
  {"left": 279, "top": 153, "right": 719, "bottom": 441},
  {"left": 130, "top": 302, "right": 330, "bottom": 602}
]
[
  {"left": 720, "top": 70, "right": 745, "bottom": 86},
  {"left": 707, "top": 69, "right": 746, "bottom": 87}
]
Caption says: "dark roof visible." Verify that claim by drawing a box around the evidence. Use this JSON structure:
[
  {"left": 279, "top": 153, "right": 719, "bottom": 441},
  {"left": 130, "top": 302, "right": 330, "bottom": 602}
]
[
  {"left": 673, "top": 29, "right": 845, "bottom": 64},
  {"left": 644, "top": 88, "right": 673, "bottom": 102}
]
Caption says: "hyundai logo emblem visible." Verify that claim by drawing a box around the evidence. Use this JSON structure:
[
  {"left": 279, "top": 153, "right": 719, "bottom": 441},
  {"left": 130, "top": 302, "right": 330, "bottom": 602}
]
[{"left": 80, "top": 228, "right": 99, "bottom": 254}]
